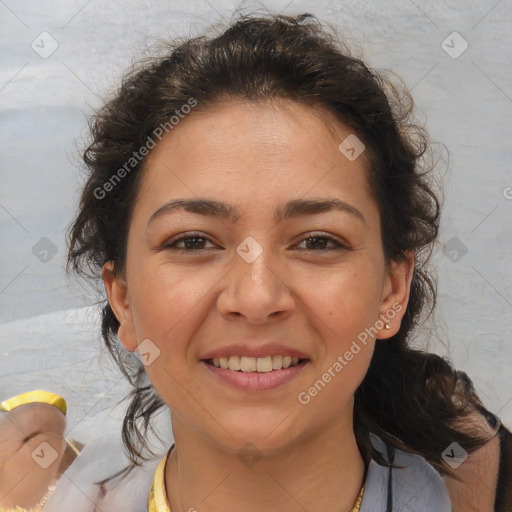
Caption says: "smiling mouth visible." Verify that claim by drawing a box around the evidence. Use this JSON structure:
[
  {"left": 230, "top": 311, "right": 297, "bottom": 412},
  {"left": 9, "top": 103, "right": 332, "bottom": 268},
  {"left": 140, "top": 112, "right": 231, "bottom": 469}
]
[{"left": 203, "top": 355, "right": 309, "bottom": 372}]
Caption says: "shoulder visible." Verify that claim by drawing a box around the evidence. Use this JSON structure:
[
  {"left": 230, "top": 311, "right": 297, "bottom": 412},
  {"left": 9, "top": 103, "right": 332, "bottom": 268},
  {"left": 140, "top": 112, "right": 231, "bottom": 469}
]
[
  {"left": 43, "top": 429, "right": 161, "bottom": 512},
  {"left": 360, "top": 434, "right": 452, "bottom": 512}
]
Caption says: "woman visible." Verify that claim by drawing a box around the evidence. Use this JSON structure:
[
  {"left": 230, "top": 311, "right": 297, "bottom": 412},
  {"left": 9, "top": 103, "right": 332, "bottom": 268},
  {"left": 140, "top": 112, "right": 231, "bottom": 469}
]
[{"left": 47, "top": 12, "right": 508, "bottom": 511}]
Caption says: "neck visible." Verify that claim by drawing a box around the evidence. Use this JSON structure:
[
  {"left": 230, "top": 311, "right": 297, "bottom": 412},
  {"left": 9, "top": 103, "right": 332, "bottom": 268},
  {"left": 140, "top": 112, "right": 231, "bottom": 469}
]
[{"left": 164, "top": 405, "right": 365, "bottom": 512}]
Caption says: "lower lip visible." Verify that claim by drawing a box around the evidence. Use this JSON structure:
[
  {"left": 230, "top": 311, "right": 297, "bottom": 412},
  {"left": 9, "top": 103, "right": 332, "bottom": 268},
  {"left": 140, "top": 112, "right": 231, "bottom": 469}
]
[{"left": 201, "top": 360, "right": 309, "bottom": 391}]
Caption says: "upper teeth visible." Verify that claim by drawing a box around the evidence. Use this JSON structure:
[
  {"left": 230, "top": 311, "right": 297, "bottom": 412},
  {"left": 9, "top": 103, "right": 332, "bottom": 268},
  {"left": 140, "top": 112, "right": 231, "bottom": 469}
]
[{"left": 211, "top": 355, "right": 300, "bottom": 372}]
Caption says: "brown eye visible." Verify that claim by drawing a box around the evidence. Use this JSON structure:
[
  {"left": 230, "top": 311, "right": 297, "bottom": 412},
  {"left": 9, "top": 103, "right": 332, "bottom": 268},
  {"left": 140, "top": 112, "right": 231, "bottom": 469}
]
[
  {"left": 162, "top": 233, "right": 217, "bottom": 251},
  {"left": 296, "top": 235, "right": 349, "bottom": 251}
]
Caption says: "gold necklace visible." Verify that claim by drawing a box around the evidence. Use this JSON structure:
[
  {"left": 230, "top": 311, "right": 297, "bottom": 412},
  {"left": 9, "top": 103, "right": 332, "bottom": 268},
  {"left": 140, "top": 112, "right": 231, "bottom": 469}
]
[{"left": 148, "top": 446, "right": 365, "bottom": 512}]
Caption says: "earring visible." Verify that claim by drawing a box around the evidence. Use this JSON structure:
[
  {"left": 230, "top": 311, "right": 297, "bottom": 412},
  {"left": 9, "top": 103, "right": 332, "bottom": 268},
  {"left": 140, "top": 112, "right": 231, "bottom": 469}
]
[{"left": 385, "top": 323, "right": 390, "bottom": 330}]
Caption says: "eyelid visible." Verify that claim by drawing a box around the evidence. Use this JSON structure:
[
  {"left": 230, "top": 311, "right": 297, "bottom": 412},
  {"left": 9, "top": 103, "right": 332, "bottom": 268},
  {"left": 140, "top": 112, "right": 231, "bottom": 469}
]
[
  {"left": 160, "top": 231, "right": 351, "bottom": 252},
  {"left": 291, "top": 231, "right": 351, "bottom": 250},
  {"left": 159, "top": 232, "right": 222, "bottom": 253}
]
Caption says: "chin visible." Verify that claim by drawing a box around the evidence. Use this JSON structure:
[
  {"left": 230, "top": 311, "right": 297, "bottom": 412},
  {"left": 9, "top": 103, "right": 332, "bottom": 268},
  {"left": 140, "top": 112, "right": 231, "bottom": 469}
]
[{"left": 208, "top": 411, "right": 302, "bottom": 455}]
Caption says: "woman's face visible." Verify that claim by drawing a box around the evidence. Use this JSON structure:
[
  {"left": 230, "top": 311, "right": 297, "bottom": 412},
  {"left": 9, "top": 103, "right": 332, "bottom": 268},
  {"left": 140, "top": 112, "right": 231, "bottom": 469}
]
[{"left": 104, "top": 98, "right": 412, "bottom": 453}]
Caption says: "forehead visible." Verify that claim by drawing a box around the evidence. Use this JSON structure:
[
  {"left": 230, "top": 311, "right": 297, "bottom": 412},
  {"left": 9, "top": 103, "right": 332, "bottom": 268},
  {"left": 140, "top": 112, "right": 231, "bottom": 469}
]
[
  {"left": 136, "top": 97, "right": 375, "bottom": 216},
  {"left": 148, "top": 97, "right": 369, "bottom": 164}
]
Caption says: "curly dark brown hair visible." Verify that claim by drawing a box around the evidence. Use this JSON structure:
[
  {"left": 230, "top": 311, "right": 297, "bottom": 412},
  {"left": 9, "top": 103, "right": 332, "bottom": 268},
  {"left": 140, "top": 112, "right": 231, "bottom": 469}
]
[{"left": 67, "top": 12, "right": 494, "bottom": 476}]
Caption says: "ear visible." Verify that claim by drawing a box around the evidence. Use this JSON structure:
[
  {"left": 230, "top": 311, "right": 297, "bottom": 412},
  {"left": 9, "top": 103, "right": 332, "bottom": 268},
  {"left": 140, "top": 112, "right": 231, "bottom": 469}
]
[
  {"left": 101, "top": 261, "right": 138, "bottom": 352},
  {"left": 377, "top": 251, "right": 415, "bottom": 339}
]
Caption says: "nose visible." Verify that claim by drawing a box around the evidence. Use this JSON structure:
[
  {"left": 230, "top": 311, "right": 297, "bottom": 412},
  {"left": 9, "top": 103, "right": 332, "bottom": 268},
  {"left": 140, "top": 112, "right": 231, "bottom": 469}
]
[{"left": 216, "top": 241, "right": 295, "bottom": 324}]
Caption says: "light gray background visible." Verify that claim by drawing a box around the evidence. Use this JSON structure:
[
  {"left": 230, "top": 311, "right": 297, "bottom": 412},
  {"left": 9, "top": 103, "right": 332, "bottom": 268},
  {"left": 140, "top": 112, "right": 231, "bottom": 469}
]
[{"left": 1, "top": 0, "right": 511, "bottom": 442}]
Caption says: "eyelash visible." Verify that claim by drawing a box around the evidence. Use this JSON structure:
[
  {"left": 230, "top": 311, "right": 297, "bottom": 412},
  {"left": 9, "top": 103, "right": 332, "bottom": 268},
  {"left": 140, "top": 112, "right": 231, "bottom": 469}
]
[{"left": 161, "top": 232, "right": 350, "bottom": 253}]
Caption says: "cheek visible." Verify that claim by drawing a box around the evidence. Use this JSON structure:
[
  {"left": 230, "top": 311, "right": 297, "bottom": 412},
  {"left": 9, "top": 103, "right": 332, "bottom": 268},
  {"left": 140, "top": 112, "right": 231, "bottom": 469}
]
[
  {"left": 302, "top": 266, "right": 381, "bottom": 381},
  {"left": 301, "top": 264, "right": 383, "bottom": 327},
  {"left": 126, "top": 265, "right": 220, "bottom": 395},
  {"left": 303, "top": 345, "right": 374, "bottom": 414},
  {"left": 128, "top": 263, "right": 209, "bottom": 338},
  {"left": 302, "top": 308, "right": 376, "bottom": 411}
]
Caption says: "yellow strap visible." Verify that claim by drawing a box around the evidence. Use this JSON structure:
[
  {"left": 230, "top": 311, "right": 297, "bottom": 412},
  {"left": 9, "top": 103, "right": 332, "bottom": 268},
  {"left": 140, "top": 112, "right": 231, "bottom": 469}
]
[
  {"left": 0, "top": 390, "right": 67, "bottom": 416},
  {"left": 352, "top": 482, "right": 365, "bottom": 512},
  {"left": 148, "top": 448, "right": 172, "bottom": 512},
  {"left": 148, "top": 444, "right": 364, "bottom": 512}
]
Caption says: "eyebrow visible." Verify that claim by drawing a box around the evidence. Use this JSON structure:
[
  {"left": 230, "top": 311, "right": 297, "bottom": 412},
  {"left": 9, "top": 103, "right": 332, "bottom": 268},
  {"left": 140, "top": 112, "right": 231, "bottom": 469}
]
[{"left": 148, "top": 197, "right": 366, "bottom": 226}]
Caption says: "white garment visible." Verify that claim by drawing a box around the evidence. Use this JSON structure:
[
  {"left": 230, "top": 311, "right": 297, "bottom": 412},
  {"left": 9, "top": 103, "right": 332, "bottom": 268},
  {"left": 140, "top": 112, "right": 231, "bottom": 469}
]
[
  {"left": 44, "top": 431, "right": 452, "bottom": 512},
  {"left": 43, "top": 428, "right": 160, "bottom": 512}
]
